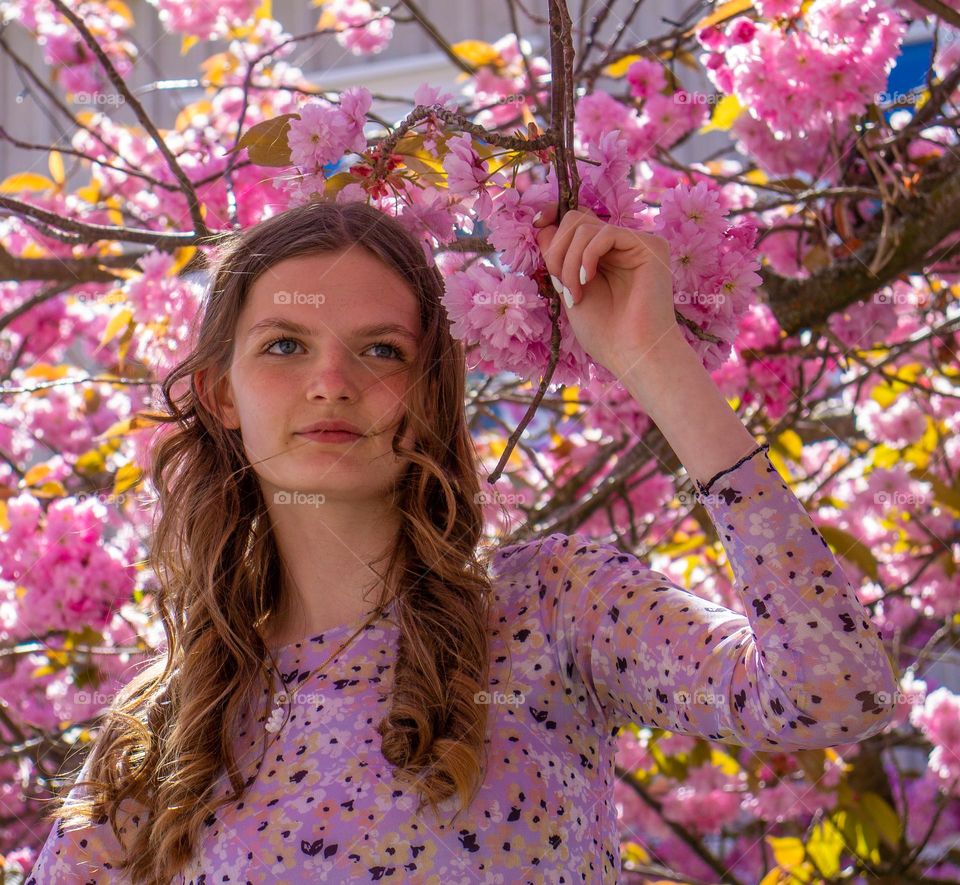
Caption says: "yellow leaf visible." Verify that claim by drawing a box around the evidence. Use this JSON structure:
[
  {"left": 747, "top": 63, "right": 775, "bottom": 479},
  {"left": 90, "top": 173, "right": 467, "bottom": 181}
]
[
  {"left": 0, "top": 501, "right": 8, "bottom": 532},
  {"left": 322, "top": 171, "right": 359, "bottom": 200},
  {"left": 690, "top": 0, "right": 755, "bottom": 34},
  {"left": 75, "top": 449, "right": 107, "bottom": 475},
  {"left": 773, "top": 428, "right": 803, "bottom": 461},
  {"left": 232, "top": 113, "right": 298, "bottom": 166},
  {"left": 98, "top": 307, "right": 134, "bottom": 350},
  {"left": 49, "top": 150, "right": 65, "bottom": 187},
  {"left": 806, "top": 820, "right": 844, "bottom": 878},
  {"left": 767, "top": 835, "right": 805, "bottom": 868},
  {"left": 106, "top": 0, "right": 134, "bottom": 26},
  {"left": 709, "top": 747, "right": 742, "bottom": 776},
  {"left": 870, "top": 443, "right": 901, "bottom": 470},
  {"left": 817, "top": 525, "right": 880, "bottom": 581},
  {"left": 562, "top": 385, "right": 580, "bottom": 417},
  {"left": 175, "top": 99, "right": 213, "bottom": 133},
  {"left": 96, "top": 411, "right": 166, "bottom": 441},
  {"left": 254, "top": 0, "right": 272, "bottom": 20},
  {"left": 23, "top": 463, "right": 51, "bottom": 487},
  {"left": 34, "top": 480, "right": 67, "bottom": 499},
  {"left": 451, "top": 39, "right": 504, "bottom": 69},
  {"left": 744, "top": 168, "right": 768, "bottom": 185},
  {"left": 104, "top": 194, "right": 124, "bottom": 226},
  {"left": 181, "top": 33, "right": 199, "bottom": 55},
  {"left": 0, "top": 173, "right": 55, "bottom": 194},
  {"left": 76, "top": 179, "right": 100, "bottom": 204},
  {"left": 759, "top": 870, "right": 787, "bottom": 885},
  {"left": 200, "top": 52, "right": 239, "bottom": 87},
  {"left": 603, "top": 54, "right": 643, "bottom": 78},
  {"left": 25, "top": 363, "right": 71, "bottom": 380},
  {"left": 699, "top": 94, "right": 745, "bottom": 133},
  {"left": 113, "top": 462, "right": 142, "bottom": 496},
  {"left": 168, "top": 246, "right": 197, "bottom": 276},
  {"left": 620, "top": 841, "right": 651, "bottom": 865}
]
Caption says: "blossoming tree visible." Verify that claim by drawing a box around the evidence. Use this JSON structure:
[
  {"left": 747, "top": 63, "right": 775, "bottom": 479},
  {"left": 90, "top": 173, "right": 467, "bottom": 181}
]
[{"left": 1, "top": 0, "right": 959, "bottom": 881}]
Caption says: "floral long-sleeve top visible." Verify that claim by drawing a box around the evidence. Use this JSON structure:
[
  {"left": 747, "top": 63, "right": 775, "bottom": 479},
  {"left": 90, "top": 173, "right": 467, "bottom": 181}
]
[{"left": 27, "top": 442, "right": 898, "bottom": 884}]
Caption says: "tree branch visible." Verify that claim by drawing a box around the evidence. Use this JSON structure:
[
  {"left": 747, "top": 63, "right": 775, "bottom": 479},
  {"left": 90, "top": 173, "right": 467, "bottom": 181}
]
[{"left": 761, "top": 152, "right": 960, "bottom": 336}]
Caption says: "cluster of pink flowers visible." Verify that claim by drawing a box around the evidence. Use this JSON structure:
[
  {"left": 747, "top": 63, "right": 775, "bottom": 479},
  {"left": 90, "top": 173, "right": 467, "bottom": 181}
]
[
  {"left": 651, "top": 180, "right": 762, "bottom": 372},
  {"left": 280, "top": 87, "right": 373, "bottom": 202},
  {"left": 0, "top": 495, "right": 136, "bottom": 638},
  {"left": 435, "top": 128, "right": 762, "bottom": 387},
  {"left": 911, "top": 688, "right": 960, "bottom": 796},
  {"left": 6, "top": 0, "right": 135, "bottom": 97},
  {"left": 697, "top": 0, "right": 907, "bottom": 176},
  {"left": 148, "top": 0, "right": 261, "bottom": 40},
  {"left": 322, "top": 0, "right": 395, "bottom": 56}
]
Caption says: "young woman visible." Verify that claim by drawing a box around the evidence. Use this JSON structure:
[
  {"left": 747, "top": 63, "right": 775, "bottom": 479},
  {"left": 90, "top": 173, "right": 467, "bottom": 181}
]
[{"left": 28, "top": 199, "right": 898, "bottom": 884}]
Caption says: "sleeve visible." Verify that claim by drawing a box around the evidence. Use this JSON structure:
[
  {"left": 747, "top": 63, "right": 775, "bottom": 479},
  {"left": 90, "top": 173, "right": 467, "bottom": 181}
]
[
  {"left": 26, "top": 751, "right": 141, "bottom": 885},
  {"left": 539, "top": 441, "right": 899, "bottom": 750}
]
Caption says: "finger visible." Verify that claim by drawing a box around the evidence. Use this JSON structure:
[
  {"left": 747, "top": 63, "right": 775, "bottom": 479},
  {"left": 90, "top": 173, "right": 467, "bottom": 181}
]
[
  {"left": 538, "top": 210, "right": 603, "bottom": 285},
  {"left": 562, "top": 224, "right": 605, "bottom": 305},
  {"left": 563, "top": 224, "right": 623, "bottom": 304},
  {"left": 531, "top": 203, "right": 557, "bottom": 227}
]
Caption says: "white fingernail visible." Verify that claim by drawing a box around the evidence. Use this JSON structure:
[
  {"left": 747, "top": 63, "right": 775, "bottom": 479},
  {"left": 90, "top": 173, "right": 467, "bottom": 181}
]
[
  {"left": 550, "top": 274, "right": 563, "bottom": 291},
  {"left": 562, "top": 286, "right": 574, "bottom": 309},
  {"left": 579, "top": 264, "right": 587, "bottom": 285},
  {"left": 533, "top": 210, "right": 543, "bottom": 224}
]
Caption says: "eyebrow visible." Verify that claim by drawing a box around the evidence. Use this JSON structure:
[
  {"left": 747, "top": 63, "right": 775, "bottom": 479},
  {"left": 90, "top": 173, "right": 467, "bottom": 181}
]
[{"left": 245, "top": 317, "right": 418, "bottom": 341}]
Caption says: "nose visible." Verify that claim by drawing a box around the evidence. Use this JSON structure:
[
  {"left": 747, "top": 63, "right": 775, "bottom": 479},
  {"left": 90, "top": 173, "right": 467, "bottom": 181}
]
[{"left": 303, "top": 347, "right": 362, "bottom": 402}]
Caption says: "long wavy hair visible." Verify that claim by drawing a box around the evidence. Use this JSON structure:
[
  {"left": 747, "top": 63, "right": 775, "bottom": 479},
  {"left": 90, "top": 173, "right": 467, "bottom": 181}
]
[{"left": 41, "top": 198, "right": 502, "bottom": 884}]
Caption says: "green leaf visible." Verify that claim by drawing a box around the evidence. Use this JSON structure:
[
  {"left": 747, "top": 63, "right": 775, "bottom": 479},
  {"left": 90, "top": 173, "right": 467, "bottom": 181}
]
[{"left": 860, "top": 791, "right": 902, "bottom": 850}]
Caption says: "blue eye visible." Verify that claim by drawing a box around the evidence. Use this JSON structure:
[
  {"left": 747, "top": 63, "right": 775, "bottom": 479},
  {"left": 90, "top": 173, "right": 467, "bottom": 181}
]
[
  {"left": 261, "top": 337, "right": 405, "bottom": 361},
  {"left": 263, "top": 337, "right": 302, "bottom": 356}
]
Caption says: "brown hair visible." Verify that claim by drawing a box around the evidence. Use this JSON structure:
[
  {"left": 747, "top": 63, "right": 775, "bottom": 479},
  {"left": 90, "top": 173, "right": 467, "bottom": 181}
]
[{"left": 41, "top": 198, "right": 502, "bottom": 884}]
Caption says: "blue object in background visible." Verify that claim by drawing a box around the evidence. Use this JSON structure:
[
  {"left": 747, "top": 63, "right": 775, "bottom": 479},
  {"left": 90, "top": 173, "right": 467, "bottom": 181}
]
[{"left": 882, "top": 38, "right": 934, "bottom": 122}]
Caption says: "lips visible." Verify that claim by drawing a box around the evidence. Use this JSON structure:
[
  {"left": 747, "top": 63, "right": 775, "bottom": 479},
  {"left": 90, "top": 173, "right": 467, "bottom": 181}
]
[{"left": 297, "top": 429, "right": 362, "bottom": 444}]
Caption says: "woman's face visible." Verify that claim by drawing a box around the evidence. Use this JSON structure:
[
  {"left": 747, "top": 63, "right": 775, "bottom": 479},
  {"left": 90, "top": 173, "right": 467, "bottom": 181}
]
[{"left": 214, "top": 247, "right": 422, "bottom": 502}]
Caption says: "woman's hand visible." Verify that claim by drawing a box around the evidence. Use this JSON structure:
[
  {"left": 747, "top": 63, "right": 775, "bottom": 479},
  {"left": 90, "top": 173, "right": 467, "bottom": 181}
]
[{"left": 533, "top": 204, "right": 683, "bottom": 377}]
